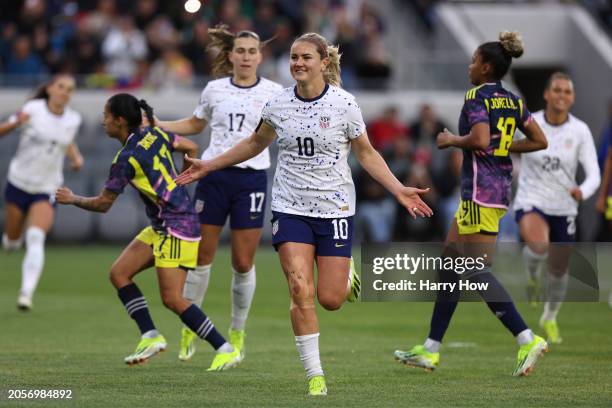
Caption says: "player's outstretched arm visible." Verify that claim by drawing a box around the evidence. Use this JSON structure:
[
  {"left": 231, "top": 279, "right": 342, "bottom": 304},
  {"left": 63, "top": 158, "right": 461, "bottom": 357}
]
[
  {"left": 176, "top": 121, "right": 276, "bottom": 185},
  {"left": 351, "top": 132, "right": 433, "bottom": 219},
  {"left": 156, "top": 115, "right": 207, "bottom": 136},
  {"left": 509, "top": 119, "right": 548, "bottom": 153},
  {"left": 56, "top": 187, "right": 118, "bottom": 213},
  {"left": 436, "top": 123, "right": 490, "bottom": 151},
  {"left": 0, "top": 111, "right": 30, "bottom": 136}
]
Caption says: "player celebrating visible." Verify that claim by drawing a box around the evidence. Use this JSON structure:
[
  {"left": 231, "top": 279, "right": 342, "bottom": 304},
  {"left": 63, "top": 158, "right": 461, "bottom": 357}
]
[
  {"left": 394, "top": 32, "right": 550, "bottom": 376},
  {"left": 156, "top": 25, "right": 282, "bottom": 362},
  {"left": 176, "top": 33, "right": 432, "bottom": 396},
  {"left": 514, "top": 72, "right": 600, "bottom": 343},
  {"left": 55, "top": 94, "right": 241, "bottom": 370},
  {"left": 0, "top": 75, "right": 83, "bottom": 311}
]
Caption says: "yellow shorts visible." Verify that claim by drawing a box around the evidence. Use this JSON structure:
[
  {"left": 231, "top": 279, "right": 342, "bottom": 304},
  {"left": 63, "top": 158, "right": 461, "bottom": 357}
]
[
  {"left": 136, "top": 226, "right": 199, "bottom": 270},
  {"left": 606, "top": 197, "right": 612, "bottom": 221},
  {"left": 454, "top": 199, "right": 506, "bottom": 235}
]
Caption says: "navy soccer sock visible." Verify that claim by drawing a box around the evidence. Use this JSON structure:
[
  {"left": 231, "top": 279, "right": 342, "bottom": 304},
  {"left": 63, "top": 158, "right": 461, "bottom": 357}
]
[
  {"left": 428, "top": 268, "right": 461, "bottom": 342},
  {"left": 117, "top": 283, "right": 156, "bottom": 335},
  {"left": 180, "top": 304, "right": 227, "bottom": 350}
]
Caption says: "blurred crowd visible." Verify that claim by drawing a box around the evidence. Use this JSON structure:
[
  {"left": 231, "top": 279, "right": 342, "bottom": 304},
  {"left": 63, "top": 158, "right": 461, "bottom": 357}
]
[{"left": 0, "top": 0, "right": 392, "bottom": 89}]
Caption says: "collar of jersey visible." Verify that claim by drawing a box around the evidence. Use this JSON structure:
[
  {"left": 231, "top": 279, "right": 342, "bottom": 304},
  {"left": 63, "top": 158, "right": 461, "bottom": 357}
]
[
  {"left": 294, "top": 83, "right": 329, "bottom": 102},
  {"left": 230, "top": 76, "right": 261, "bottom": 89}
]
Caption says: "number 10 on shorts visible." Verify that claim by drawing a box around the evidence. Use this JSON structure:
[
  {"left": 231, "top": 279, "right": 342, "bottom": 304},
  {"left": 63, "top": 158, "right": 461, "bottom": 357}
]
[{"left": 332, "top": 219, "right": 349, "bottom": 240}]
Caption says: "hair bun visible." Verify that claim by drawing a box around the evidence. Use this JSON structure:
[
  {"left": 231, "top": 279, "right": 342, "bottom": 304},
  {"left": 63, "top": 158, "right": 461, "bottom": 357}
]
[{"left": 499, "top": 31, "right": 524, "bottom": 59}]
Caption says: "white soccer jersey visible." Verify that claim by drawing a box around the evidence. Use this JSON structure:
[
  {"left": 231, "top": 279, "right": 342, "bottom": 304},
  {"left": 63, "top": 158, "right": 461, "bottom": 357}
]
[
  {"left": 513, "top": 110, "right": 600, "bottom": 216},
  {"left": 8, "top": 99, "right": 82, "bottom": 195},
  {"left": 193, "top": 76, "right": 282, "bottom": 170},
  {"left": 261, "top": 84, "right": 366, "bottom": 218}
]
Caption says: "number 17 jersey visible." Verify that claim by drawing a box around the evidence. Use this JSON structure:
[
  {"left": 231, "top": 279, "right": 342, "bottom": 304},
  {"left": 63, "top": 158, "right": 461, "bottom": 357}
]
[{"left": 458, "top": 81, "right": 532, "bottom": 208}]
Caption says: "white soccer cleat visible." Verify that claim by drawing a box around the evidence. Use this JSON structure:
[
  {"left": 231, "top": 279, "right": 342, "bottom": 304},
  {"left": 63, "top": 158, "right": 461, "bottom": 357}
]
[{"left": 17, "top": 294, "right": 32, "bottom": 311}]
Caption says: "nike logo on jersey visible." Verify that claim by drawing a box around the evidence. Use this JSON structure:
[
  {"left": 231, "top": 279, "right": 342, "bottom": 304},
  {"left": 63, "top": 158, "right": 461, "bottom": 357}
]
[
  {"left": 280, "top": 116, "right": 289, "bottom": 122},
  {"left": 335, "top": 243, "right": 346, "bottom": 248},
  {"left": 250, "top": 215, "right": 260, "bottom": 220}
]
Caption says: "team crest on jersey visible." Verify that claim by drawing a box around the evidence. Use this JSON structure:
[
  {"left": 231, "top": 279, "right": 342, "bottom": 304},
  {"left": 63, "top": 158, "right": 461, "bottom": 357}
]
[
  {"left": 564, "top": 138, "right": 573, "bottom": 149},
  {"left": 195, "top": 199, "right": 205, "bottom": 213},
  {"left": 272, "top": 220, "right": 279, "bottom": 235},
  {"left": 319, "top": 116, "right": 331, "bottom": 129}
]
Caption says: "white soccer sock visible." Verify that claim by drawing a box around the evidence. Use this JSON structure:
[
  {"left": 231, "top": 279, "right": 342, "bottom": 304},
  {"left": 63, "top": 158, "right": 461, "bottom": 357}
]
[
  {"left": 231, "top": 265, "right": 256, "bottom": 331},
  {"left": 542, "top": 272, "right": 569, "bottom": 321},
  {"left": 523, "top": 245, "right": 547, "bottom": 281},
  {"left": 19, "top": 227, "right": 46, "bottom": 299},
  {"left": 424, "top": 338, "right": 441, "bottom": 353},
  {"left": 217, "top": 342, "right": 234, "bottom": 353},
  {"left": 183, "top": 264, "right": 211, "bottom": 307},
  {"left": 516, "top": 329, "right": 535, "bottom": 346},
  {"left": 295, "top": 333, "right": 324, "bottom": 379},
  {"left": 142, "top": 329, "right": 160, "bottom": 339},
  {"left": 3, "top": 233, "right": 23, "bottom": 251}
]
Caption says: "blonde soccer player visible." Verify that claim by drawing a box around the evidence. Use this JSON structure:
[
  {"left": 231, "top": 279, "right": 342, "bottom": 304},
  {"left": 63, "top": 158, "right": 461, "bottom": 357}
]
[
  {"left": 175, "top": 33, "right": 432, "bottom": 396},
  {"left": 156, "top": 25, "right": 282, "bottom": 362},
  {"left": 0, "top": 75, "right": 83, "bottom": 310},
  {"left": 513, "top": 72, "right": 600, "bottom": 343}
]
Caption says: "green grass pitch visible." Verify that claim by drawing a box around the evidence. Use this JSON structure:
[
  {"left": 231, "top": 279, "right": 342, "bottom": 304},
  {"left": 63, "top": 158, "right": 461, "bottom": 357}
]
[{"left": 1, "top": 246, "right": 611, "bottom": 407}]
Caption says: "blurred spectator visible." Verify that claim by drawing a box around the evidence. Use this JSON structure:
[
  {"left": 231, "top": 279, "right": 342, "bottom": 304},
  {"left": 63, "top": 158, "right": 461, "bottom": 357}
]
[
  {"left": 5, "top": 35, "right": 47, "bottom": 83},
  {"left": 367, "top": 106, "right": 409, "bottom": 151},
  {"left": 355, "top": 170, "right": 397, "bottom": 242},
  {"left": 355, "top": 3, "right": 391, "bottom": 88},
  {"left": 147, "top": 47, "right": 193, "bottom": 89},
  {"left": 134, "top": 0, "right": 160, "bottom": 30},
  {"left": 409, "top": 104, "right": 447, "bottom": 145},
  {"left": 80, "top": 0, "right": 117, "bottom": 40},
  {"left": 181, "top": 20, "right": 212, "bottom": 77},
  {"left": 102, "top": 16, "right": 148, "bottom": 80}
]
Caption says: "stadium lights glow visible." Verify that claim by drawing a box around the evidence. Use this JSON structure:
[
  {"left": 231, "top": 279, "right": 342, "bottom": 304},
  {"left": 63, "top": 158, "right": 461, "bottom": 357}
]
[{"left": 184, "top": 0, "right": 201, "bottom": 13}]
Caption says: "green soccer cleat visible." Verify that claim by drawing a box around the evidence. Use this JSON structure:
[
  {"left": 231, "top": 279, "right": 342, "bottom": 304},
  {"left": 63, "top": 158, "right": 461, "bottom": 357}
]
[
  {"left": 206, "top": 347, "right": 242, "bottom": 371},
  {"left": 178, "top": 327, "right": 197, "bottom": 361},
  {"left": 513, "top": 335, "right": 548, "bottom": 377},
  {"left": 124, "top": 334, "right": 167, "bottom": 365},
  {"left": 347, "top": 257, "right": 361, "bottom": 302},
  {"left": 526, "top": 277, "right": 541, "bottom": 307},
  {"left": 394, "top": 345, "right": 440, "bottom": 371},
  {"left": 308, "top": 375, "right": 327, "bottom": 396},
  {"left": 539, "top": 318, "right": 562, "bottom": 344},
  {"left": 229, "top": 328, "right": 246, "bottom": 358}
]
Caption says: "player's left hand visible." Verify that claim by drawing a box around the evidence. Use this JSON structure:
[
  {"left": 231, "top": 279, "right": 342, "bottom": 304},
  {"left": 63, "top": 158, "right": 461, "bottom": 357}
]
[
  {"left": 395, "top": 187, "right": 433, "bottom": 219},
  {"left": 570, "top": 187, "right": 583, "bottom": 202},
  {"left": 175, "top": 155, "right": 211, "bottom": 185},
  {"left": 55, "top": 186, "right": 75, "bottom": 204},
  {"left": 436, "top": 128, "right": 454, "bottom": 149}
]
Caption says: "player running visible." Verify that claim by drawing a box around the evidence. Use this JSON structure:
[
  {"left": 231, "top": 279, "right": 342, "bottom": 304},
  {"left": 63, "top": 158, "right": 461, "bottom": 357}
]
[
  {"left": 0, "top": 75, "right": 83, "bottom": 311},
  {"left": 514, "top": 72, "right": 600, "bottom": 343},
  {"left": 394, "top": 32, "right": 550, "bottom": 376},
  {"left": 55, "top": 93, "right": 241, "bottom": 370},
  {"left": 156, "top": 25, "right": 282, "bottom": 362},
  {"left": 175, "top": 33, "right": 432, "bottom": 396}
]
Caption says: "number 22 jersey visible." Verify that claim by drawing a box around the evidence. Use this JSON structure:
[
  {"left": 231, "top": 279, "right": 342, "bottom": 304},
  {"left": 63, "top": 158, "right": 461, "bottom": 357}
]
[{"left": 458, "top": 81, "right": 532, "bottom": 208}]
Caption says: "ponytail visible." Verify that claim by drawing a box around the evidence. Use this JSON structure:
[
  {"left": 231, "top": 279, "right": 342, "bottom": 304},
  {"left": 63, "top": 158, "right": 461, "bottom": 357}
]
[{"left": 139, "top": 99, "right": 155, "bottom": 128}]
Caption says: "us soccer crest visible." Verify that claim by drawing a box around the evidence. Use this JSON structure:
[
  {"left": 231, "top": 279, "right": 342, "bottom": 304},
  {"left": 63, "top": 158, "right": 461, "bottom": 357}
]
[
  {"left": 272, "top": 220, "right": 279, "bottom": 235},
  {"left": 319, "top": 116, "right": 330, "bottom": 129},
  {"left": 195, "top": 199, "right": 205, "bottom": 213}
]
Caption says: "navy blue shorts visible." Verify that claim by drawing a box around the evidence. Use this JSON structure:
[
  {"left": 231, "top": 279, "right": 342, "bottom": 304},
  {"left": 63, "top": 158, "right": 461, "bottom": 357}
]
[
  {"left": 515, "top": 207, "right": 576, "bottom": 243},
  {"left": 271, "top": 211, "right": 354, "bottom": 258},
  {"left": 194, "top": 167, "right": 267, "bottom": 229},
  {"left": 4, "top": 182, "right": 55, "bottom": 213}
]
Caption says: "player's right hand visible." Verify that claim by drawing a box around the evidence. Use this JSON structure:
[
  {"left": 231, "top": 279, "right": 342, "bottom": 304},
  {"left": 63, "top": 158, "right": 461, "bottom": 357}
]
[
  {"left": 55, "top": 186, "right": 75, "bottom": 204},
  {"left": 175, "top": 155, "right": 211, "bottom": 185}
]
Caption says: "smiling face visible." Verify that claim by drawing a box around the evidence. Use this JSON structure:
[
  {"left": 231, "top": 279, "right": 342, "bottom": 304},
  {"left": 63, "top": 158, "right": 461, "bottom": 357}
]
[
  {"left": 290, "top": 40, "right": 328, "bottom": 85},
  {"left": 46, "top": 75, "right": 75, "bottom": 108},
  {"left": 229, "top": 36, "right": 262, "bottom": 79},
  {"left": 544, "top": 78, "right": 575, "bottom": 115}
]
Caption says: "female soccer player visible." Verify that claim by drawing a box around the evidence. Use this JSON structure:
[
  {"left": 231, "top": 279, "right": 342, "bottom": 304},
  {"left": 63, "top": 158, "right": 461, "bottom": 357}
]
[
  {"left": 514, "top": 72, "right": 600, "bottom": 343},
  {"left": 175, "top": 33, "right": 432, "bottom": 396},
  {"left": 394, "top": 32, "right": 550, "bottom": 376},
  {"left": 0, "top": 75, "right": 83, "bottom": 311},
  {"left": 55, "top": 94, "right": 241, "bottom": 370},
  {"left": 156, "top": 25, "right": 282, "bottom": 362}
]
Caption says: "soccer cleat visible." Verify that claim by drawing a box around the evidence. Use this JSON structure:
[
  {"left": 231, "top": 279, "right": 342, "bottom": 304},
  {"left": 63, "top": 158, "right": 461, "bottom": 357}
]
[
  {"left": 206, "top": 347, "right": 242, "bottom": 371},
  {"left": 526, "top": 277, "right": 541, "bottom": 306},
  {"left": 347, "top": 257, "right": 361, "bottom": 302},
  {"left": 17, "top": 294, "right": 32, "bottom": 311},
  {"left": 513, "top": 335, "right": 548, "bottom": 377},
  {"left": 308, "top": 375, "right": 327, "bottom": 396},
  {"left": 229, "top": 328, "right": 246, "bottom": 358},
  {"left": 178, "top": 327, "right": 197, "bottom": 361},
  {"left": 539, "top": 318, "right": 562, "bottom": 344},
  {"left": 124, "top": 335, "right": 167, "bottom": 365},
  {"left": 394, "top": 345, "right": 439, "bottom": 371}
]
